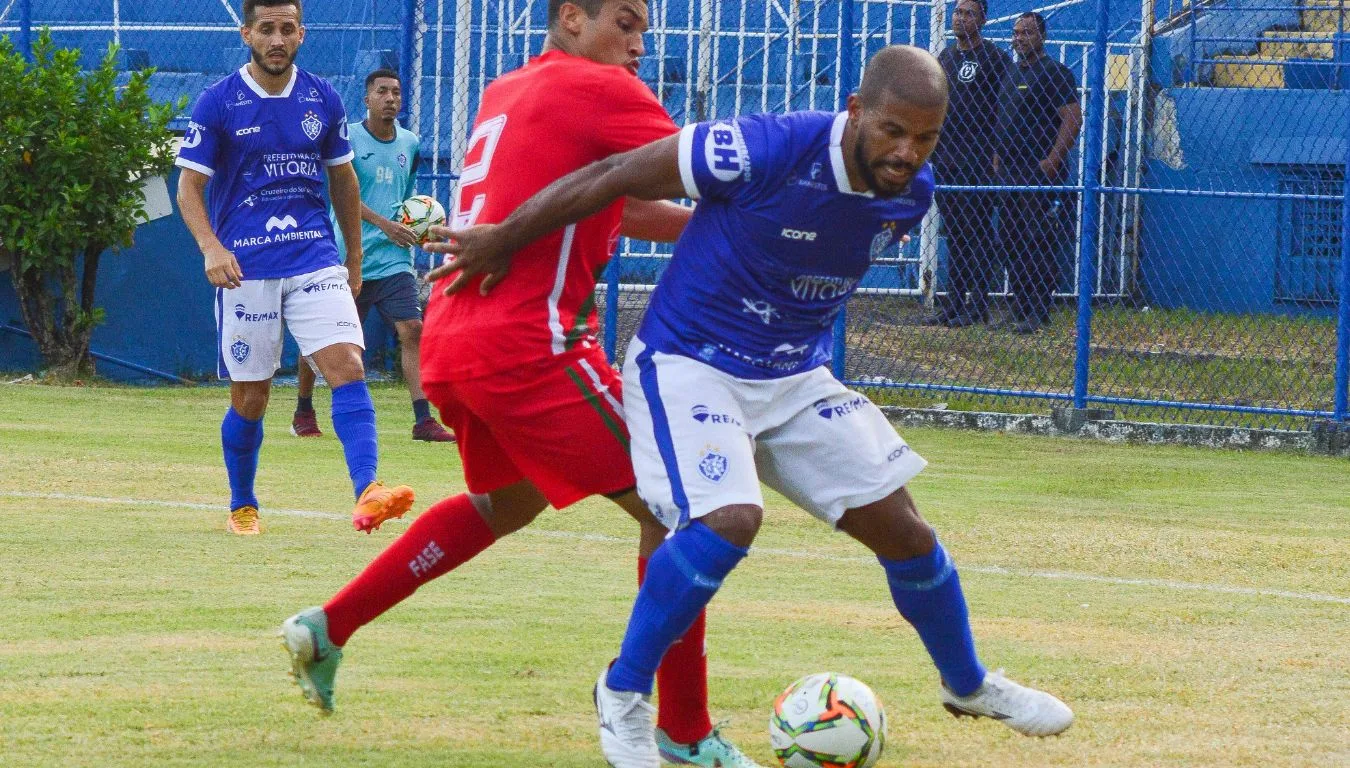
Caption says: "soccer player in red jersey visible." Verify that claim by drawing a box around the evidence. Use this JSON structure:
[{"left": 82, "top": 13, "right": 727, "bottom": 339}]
[{"left": 281, "top": 2, "right": 761, "bottom": 765}]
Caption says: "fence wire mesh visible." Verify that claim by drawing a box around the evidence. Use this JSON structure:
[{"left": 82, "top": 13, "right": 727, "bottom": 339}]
[{"left": 4, "top": 0, "right": 1347, "bottom": 430}]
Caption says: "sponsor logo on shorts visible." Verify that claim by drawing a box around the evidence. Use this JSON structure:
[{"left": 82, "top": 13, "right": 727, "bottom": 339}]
[
  {"left": 302, "top": 281, "right": 349, "bottom": 294},
  {"left": 813, "top": 395, "right": 869, "bottom": 420},
  {"left": 690, "top": 404, "right": 742, "bottom": 428},
  {"left": 697, "top": 447, "right": 729, "bottom": 483},
  {"left": 230, "top": 336, "right": 251, "bottom": 363},
  {"left": 233, "top": 304, "right": 279, "bottom": 322},
  {"left": 887, "top": 446, "right": 910, "bottom": 462},
  {"left": 336, "top": 320, "right": 358, "bottom": 328}
]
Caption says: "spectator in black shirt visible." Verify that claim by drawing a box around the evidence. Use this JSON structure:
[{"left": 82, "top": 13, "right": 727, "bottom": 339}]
[
  {"left": 995, "top": 12, "right": 1082, "bottom": 334},
  {"left": 924, "top": 0, "right": 1011, "bottom": 328}
]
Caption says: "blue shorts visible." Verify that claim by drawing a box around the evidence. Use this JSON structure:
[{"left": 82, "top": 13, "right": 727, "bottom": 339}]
[{"left": 356, "top": 271, "right": 421, "bottom": 326}]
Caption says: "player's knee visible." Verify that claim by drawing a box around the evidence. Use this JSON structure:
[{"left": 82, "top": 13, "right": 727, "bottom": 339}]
[
  {"left": 396, "top": 319, "right": 422, "bottom": 345},
  {"left": 699, "top": 504, "right": 763, "bottom": 548}
]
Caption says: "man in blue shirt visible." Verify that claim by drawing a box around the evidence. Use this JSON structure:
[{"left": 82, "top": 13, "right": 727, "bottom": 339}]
[
  {"left": 429, "top": 45, "right": 1074, "bottom": 767},
  {"left": 291, "top": 68, "right": 455, "bottom": 443},
  {"left": 175, "top": 0, "right": 414, "bottom": 535}
]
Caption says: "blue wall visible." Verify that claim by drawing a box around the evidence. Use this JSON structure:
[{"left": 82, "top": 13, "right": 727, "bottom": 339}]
[{"left": 1140, "top": 89, "right": 1349, "bottom": 314}]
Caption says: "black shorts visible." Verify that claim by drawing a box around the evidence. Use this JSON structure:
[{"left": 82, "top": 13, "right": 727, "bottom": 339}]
[{"left": 356, "top": 271, "right": 421, "bottom": 326}]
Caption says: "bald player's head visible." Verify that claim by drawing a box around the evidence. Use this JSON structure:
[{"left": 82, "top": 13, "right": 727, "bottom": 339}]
[
  {"left": 844, "top": 46, "right": 948, "bottom": 198},
  {"left": 857, "top": 45, "right": 949, "bottom": 111}
]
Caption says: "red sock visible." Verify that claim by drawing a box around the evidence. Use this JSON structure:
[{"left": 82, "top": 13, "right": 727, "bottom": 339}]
[
  {"left": 641, "top": 556, "right": 714, "bottom": 745},
  {"left": 325, "top": 494, "right": 495, "bottom": 647}
]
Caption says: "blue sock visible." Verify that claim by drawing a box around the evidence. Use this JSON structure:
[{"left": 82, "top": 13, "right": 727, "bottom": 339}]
[
  {"left": 879, "top": 541, "right": 987, "bottom": 697},
  {"left": 331, "top": 380, "right": 378, "bottom": 499},
  {"left": 220, "top": 408, "right": 263, "bottom": 511},
  {"left": 606, "top": 521, "right": 748, "bottom": 695},
  {"left": 412, "top": 398, "right": 431, "bottom": 423}
]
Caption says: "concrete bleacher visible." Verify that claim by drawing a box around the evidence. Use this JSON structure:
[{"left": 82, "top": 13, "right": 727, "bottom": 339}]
[{"left": 1209, "top": 0, "right": 1348, "bottom": 87}]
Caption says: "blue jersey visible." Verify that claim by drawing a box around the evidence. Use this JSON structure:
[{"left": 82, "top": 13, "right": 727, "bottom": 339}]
[
  {"left": 639, "top": 111, "right": 935, "bottom": 379},
  {"left": 175, "top": 66, "right": 354, "bottom": 280}
]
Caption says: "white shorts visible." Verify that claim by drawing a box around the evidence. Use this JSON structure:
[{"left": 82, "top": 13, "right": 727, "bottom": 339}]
[
  {"left": 214, "top": 265, "right": 364, "bottom": 381},
  {"left": 622, "top": 337, "right": 928, "bottom": 530}
]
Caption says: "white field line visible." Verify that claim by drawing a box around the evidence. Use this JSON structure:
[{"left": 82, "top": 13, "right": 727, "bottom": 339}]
[{"left": 5, "top": 490, "right": 1348, "bottom": 607}]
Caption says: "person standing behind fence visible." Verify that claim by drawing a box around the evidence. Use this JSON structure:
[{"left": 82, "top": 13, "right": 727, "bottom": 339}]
[
  {"left": 923, "top": 0, "right": 1010, "bottom": 328},
  {"left": 995, "top": 12, "right": 1082, "bottom": 334},
  {"left": 290, "top": 68, "right": 456, "bottom": 444}
]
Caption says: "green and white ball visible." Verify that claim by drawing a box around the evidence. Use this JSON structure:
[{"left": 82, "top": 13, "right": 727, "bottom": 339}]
[{"left": 769, "top": 673, "right": 887, "bottom": 768}]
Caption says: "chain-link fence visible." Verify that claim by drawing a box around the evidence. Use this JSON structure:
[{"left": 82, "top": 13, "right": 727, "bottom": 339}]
[{"left": 5, "top": 0, "right": 1347, "bottom": 430}]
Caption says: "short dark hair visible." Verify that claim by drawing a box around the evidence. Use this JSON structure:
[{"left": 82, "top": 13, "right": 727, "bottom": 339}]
[
  {"left": 1018, "top": 11, "right": 1047, "bottom": 36},
  {"left": 547, "top": 0, "right": 608, "bottom": 28},
  {"left": 365, "top": 69, "right": 400, "bottom": 90},
  {"left": 957, "top": 0, "right": 987, "bottom": 16},
  {"left": 243, "top": 0, "right": 302, "bottom": 26}
]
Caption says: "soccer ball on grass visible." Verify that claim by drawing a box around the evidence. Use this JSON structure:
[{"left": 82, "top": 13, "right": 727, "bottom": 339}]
[
  {"left": 769, "top": 672, "right": 887, "bottom": 768},
  {"left": 395, "top": 194, "right": 446, "bottom": 244}
]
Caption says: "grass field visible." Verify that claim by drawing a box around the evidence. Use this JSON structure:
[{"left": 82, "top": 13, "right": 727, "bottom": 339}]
[{"left": 1, "top": 382, "right": 1347, "bottom": 767}]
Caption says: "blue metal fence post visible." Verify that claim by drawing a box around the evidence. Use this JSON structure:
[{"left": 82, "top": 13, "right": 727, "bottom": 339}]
[
  {"left": 1072, "top": 0, "right": 1111, "bottom": 410},
  {"left": 1334, "top": 118, "right": 1350, "bottom": 421},
  {"left": 398, "top": 0, "right": 418, "bottom": 125},
  {"left": 19, "top": 0, "right": 33, "bottom": 62},
  {"left": 605, "top": 252, "right": 621, "bottom": 363},
  {"left": 832, "top": 0, "right": 857, "bottom": 380}
]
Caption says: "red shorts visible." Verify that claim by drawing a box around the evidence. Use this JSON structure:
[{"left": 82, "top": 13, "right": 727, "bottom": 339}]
[{"left": 423, "top": 346, "right": 635, "bottom": 509}]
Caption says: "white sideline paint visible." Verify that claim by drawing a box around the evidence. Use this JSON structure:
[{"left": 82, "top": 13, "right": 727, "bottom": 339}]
[{"left": 5, "top": 490, "right": 1348, "bottom": 606}]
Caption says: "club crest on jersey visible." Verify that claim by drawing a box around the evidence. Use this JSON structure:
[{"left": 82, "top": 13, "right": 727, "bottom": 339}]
[
  {"left": 301, "top": 110, "right": 324, "bottom": 141},
  {"left": 958, "top": 61, "right": 979, "bottom": 83},
  {"left": 230, "top": 337, "right": 251, "bottom": 364},
  {"left": 870, "top": 221, "right": 899, "bottom": 259},
  {"left": 397, "top": 152, "right": 407, "bottom": 167},
  {"left": 697, "top": 447, "right": 729, "bottom": 483},
  {"left": 703, "top": 121, "right": 748, "bottom": 183}
]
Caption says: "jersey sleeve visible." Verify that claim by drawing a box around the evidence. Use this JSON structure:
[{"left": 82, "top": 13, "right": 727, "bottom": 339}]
[
  {"left": 676, "top": 113, "right": 782, "bottom": 202},
  {"left": 587, "top": 70, "right": 679, "bottom": 156},
  {"left": 321, "top": 82, "right": 355, "bottom": 166},
  {"left": 174, "top": 91, "right": 223, "bottom": 177}
]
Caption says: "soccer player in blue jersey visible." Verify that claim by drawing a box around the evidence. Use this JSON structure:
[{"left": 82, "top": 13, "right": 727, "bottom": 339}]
[
  {"left": 175, "top": 0, "right": 414, "bottom": 536},
  {"left": 291, "top": 68, "right": 456, "bottom": 443},
  {"left": 434, "top": 45, "right": 1074, "bottom": 766}
]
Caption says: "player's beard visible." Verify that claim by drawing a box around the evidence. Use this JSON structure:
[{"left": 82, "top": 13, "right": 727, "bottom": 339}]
[
  {"left": 252, "top": 46, "right": 296, "bottom": 77},
  {"left": 854, "top": 135, "right": 918, "bottom": 199}
]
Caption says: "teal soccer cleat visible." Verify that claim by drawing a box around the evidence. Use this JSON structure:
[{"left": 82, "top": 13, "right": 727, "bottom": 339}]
[
  {"left": 280, "top": 607, "right": 343, "bottom": 714},
  {"left": 657, "top": 725, "right": 767, "bottom": 767}
]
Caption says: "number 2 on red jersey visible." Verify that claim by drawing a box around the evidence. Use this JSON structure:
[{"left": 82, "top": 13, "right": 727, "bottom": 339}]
[{"left": 451, "top": 114, "right": 507, "bottom": 230}]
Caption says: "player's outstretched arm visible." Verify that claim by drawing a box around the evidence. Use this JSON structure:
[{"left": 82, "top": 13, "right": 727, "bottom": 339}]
[
  {"left": 621, "top": 199, "right": 692, "bottom": 244},
  {"left": 176, "top": 167, "right": 242, "bottom": 289},
  {"left": 424, "top": 134, "right": 686, "bottom": 296}
]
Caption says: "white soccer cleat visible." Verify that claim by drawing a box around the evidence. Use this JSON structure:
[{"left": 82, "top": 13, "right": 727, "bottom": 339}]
[
  {"left": 941, "top": 669, "right": 1074, "bottom": 737},
  {"left": 594, "top": 665, "right": 660, "bottom": 768}
]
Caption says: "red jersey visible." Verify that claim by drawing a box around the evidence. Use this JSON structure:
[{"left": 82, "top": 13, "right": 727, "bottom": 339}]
[{"left": 421, "top": 50, "right": 678, "bottom": 381}]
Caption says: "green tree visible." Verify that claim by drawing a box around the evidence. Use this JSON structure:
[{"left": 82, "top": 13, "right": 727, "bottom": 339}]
[{"left": 0, "top": 30, "right": 181, "bottom": 378}]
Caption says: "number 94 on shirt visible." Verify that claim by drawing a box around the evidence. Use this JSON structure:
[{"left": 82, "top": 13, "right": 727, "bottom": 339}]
[{"left": 396, "top": 194, "right": 447, "bottom": 244}]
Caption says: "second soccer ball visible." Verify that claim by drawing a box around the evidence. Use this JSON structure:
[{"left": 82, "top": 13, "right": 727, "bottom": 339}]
[{"left": 396, "top": 194, "right": 447, "bottom": 244}]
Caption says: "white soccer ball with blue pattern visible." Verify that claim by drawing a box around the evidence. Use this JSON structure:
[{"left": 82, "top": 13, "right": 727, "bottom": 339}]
[
  {"left": 396, "top": 194, "right": 446, "bottom": 244},
  {"left": 769, "top": 672, "right": 887, "bottom": 768}
]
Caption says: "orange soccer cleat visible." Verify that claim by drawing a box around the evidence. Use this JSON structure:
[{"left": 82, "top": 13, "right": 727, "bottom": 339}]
[
  {"left": 352, "top": 481, "right": 415, "bottom": 533},
  {"left": 227, "top": 505, "right": 262, "bottom": 535}
]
